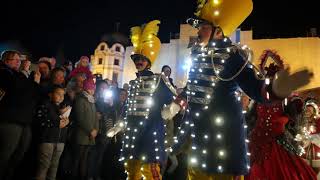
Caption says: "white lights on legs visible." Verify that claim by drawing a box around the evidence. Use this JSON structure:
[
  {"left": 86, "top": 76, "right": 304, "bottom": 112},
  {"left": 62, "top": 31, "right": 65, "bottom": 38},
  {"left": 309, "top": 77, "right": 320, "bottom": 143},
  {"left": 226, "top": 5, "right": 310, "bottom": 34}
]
[
  {"left": 190, "top": 157, "right": 198, "bottom": 164},
  {"left": 219, "top": 150, "right": 225, "bottom": 157},
  {"left": 215, "top": 117, "right": 224, "bottom": 126}
]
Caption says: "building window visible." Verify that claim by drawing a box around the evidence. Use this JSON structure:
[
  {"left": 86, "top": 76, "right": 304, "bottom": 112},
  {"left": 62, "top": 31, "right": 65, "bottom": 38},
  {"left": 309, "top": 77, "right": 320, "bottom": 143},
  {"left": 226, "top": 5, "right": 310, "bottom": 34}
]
[
  {"left": 98, "top": 58, "right": 103, "bottom": 65},
  {"left": 112, "top": 72, "right": 118, "bottom": 82},
  {"left": 100, "top": 45, "right": 105, "bottom": 50},
  {"left": 115, "top": 46, "right": 121, "bottom": 52},
  {"left": 114, "top": 59, "right": 119, "bottom": 66}
]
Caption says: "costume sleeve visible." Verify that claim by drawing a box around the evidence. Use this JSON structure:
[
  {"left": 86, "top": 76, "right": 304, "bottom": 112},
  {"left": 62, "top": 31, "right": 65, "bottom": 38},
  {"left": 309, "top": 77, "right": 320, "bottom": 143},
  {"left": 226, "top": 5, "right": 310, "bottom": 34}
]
[{"left": 228, "top": 49, "right": 266, "bottom": 102}]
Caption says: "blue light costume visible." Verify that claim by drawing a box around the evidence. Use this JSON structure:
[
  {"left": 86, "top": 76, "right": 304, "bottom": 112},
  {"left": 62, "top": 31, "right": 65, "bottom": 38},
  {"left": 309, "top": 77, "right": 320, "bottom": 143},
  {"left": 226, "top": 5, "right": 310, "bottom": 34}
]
[{"left": 172, "top": 37, "right": 269, "bottom": 176}]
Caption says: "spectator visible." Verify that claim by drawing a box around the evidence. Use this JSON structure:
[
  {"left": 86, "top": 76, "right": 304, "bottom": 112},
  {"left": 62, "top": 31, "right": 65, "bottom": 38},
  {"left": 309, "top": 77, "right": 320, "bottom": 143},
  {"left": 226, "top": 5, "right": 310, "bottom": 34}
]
[
  {"left": 63, "top": 60, "right": 73, "bottom": 78},
  {"left": 0, "top": 50, "right": 40, "bottom": 180},
  {"left": 68, "top": 56, "right": 93, "bottom": 81},
  {"left": 20, "top": 59, "right": 31, "bottom": 78},
  {"left": 161, "top": 65, "right": 176, "bottom": 88},
  {"left": 50, "top": 67, "right": 65, "bottom": 87},
  {"left": 29, "top": 60, "right": 52, "bottom": 98},
  {"left": 88, "top": 80, "right": 115, "bottom": 180},
  {"left": 50, "top": 57, "right": 56, "bottom": 69},
  {"left": 122, "top": 83, "right": 129, "bottom": 91},
  {"left": 37, "top": 60, "right": 51, "bottom": 82},
  {"left": 34, "top": 85, "right": 69, "bottom": 180},
  {"left": 101, "top": 88, "right": 127, "bottom": 180},
  {"left": 71, "top": 78, "right": 99, "bottom": 180}
]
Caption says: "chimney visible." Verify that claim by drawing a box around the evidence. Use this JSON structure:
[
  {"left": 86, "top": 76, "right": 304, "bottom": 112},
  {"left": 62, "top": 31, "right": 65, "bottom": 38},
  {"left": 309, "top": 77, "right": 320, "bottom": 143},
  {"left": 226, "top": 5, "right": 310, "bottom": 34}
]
[{"left": 310, "top": 28, "right": 317, "bottom": 37}]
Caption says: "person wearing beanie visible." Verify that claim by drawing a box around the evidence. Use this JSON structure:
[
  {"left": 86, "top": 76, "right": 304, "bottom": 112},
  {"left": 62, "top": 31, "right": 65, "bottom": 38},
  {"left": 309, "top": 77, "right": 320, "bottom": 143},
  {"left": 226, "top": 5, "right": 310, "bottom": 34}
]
[
  {"left": 68, "top": 56, "right": 93, "bottom": 82},
  {"left": 71, "top": 78, "right": 99, "bottom": 180}
]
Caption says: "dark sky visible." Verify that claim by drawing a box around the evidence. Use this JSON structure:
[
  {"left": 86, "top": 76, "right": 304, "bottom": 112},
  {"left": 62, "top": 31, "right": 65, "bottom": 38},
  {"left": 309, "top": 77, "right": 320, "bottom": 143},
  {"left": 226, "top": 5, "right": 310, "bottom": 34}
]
[{"left": 0, "top": 0, "right": 318, "bottom": 62}]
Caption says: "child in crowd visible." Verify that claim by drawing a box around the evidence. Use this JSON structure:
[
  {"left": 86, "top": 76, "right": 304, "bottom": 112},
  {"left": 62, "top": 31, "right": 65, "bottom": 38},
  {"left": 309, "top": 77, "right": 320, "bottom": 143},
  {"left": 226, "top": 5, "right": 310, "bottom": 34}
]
[{"left": 35, "top": 85, "right": 69, "bottom": 180}]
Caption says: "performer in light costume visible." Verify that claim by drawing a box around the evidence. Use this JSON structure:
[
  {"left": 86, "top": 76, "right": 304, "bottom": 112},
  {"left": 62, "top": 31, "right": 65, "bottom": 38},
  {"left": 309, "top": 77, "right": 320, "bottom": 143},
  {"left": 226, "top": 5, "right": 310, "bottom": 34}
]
[
  {"left": 108, "top": 20, "right": 178, "bottom": 180},
  {"left": 161, "top": 0, "right": 314, "bottom": 179}
]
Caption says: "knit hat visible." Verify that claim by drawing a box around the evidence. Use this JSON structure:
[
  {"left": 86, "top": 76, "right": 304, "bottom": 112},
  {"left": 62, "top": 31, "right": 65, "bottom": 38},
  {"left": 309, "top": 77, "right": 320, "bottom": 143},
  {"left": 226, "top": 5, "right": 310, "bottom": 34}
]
[
  {"left": 83, "top": 78, "right": 96, "bottom": 91},
  {"left": 38, "top": 60, "right": 52, "bottom": 70}
]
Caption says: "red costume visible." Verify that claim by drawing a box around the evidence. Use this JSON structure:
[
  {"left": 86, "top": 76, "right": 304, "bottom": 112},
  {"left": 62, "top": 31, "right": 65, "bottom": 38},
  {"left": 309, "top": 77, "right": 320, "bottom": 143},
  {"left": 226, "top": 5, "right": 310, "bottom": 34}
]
[
  {"left": 246, "top": 102, "right": 316, "bottom": 180},
  {"left": 246, "top": 50, "right": 316, "bottom": 179}
]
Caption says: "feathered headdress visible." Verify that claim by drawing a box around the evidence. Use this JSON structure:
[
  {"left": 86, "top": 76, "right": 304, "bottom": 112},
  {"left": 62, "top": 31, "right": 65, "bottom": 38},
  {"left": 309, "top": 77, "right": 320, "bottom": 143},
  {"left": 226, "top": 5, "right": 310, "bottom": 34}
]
[
  {"left": 130, "top": 20, "right": 161, "bottom": 65},
  {"left": 259, "top": 49, "right": 284, "bottom": 77},
  {"left": 189, "top": 0, "right": 253, "bottom": 36}
]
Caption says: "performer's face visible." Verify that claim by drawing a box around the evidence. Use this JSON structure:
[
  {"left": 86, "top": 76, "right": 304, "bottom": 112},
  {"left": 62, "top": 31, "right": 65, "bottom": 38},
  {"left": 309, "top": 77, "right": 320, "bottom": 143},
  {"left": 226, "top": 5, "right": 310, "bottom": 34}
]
[
  {"left": 134, "top": 58, "right": 150, "bottom": 72},
  {"left": 198, "top": 24, "right": 213, "bottom": 43}
]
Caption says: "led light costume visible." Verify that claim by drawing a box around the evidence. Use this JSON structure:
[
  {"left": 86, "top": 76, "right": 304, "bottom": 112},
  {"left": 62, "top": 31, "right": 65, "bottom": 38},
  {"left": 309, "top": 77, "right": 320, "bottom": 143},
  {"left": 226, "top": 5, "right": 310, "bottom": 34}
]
[
  {"left": 117, "top": 20, "right": 177, "bottom": 180},
  {"left": 162, "top": 0, "right": 313, "bottom": 179}
]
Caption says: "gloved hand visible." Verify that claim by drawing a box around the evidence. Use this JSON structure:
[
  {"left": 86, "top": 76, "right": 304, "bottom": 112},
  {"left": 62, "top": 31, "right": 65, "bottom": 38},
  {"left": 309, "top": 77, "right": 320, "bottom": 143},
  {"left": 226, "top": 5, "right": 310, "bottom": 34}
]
[
  {"left": 106, "top": 121, "right": 125, "bottom": 138},
  {"left": 161, "top": 102, "right": 181, "bottom": 120},
  {"left": 272, "top": 68, "right": 313, "bottom": 98}
]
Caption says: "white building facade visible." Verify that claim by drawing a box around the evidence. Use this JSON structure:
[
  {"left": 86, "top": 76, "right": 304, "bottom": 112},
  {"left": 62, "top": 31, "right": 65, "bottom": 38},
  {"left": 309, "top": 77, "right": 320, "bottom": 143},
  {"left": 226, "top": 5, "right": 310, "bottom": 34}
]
[
  {"left": 91, "top": 42, "right": 125, "bottom": 84},
  {"left": 92, "top": 24, "right": 320, "bottom": 91}
]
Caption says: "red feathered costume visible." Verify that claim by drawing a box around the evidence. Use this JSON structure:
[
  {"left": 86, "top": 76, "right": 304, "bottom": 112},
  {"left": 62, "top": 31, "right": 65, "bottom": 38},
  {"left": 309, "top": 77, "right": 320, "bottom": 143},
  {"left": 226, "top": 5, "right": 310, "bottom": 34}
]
[
  {"left": 246, "top": 50, "right": 316, "bottom": 179},
  {"left": 246, "top": 102, "right": 316, "bottom": 180}
]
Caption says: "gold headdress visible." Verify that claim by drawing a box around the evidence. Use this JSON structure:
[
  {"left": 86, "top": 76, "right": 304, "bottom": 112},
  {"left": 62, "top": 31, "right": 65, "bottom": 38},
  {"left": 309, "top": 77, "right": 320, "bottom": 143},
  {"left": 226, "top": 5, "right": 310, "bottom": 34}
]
[
  {"left": 130, "top": 20, "right": 161, "bottom": 65},
  {"left": 191, "top": 0, "right": 253, "bottom": 36}
]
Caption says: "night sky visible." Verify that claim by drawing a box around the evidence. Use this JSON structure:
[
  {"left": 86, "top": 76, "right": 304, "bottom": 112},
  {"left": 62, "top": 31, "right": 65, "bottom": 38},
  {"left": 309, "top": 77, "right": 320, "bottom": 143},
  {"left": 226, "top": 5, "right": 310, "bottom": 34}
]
[{"left": 0, "top": 0, "right": 318, "bottom": 63}]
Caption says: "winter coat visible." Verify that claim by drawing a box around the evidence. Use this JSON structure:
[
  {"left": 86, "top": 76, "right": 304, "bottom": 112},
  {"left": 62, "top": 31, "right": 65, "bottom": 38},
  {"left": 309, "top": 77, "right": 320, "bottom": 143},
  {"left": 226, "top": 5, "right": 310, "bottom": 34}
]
[
  {"left": 0, "top": 63, "right": 39, "bottom": 125},
  {"left": 35, "top": 100, "right": 68, "bottom": 143},
  {"left": 72, "top": 92, "right": 99, "bottom": 145}
]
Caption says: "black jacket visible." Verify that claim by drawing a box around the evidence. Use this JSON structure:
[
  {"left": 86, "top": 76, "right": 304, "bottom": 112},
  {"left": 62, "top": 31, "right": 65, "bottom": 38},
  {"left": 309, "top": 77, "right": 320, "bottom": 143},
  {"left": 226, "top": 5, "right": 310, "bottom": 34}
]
[
  {"left": 35, "top": 100, "right": 68, "bottom": 143},
  {"left": 0, "top": 63, "right": 39, "bottom": 125}
]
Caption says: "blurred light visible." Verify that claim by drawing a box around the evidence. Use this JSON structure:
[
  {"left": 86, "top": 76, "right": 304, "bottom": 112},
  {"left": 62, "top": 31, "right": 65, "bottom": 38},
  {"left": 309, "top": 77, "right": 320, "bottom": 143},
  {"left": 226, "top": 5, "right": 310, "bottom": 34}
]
[{"left": 104, "top": 90, "right": 113, "bottom": 98}]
